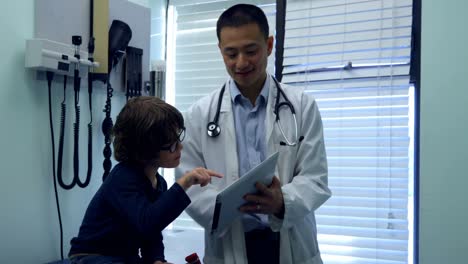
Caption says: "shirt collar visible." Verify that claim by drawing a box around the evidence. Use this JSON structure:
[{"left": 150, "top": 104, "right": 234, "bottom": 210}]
[{"left": 229, "top": 75, "right": 270, "bottom": 105}]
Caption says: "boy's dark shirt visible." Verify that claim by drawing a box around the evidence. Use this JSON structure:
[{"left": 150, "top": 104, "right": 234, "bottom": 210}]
[{"left": 69, "top": 162, "right": 190, "bottom": 263}]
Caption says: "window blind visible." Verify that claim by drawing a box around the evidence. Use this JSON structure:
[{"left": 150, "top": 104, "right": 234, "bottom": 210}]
[
  {"left": 169, "top": 0, "right": 276, "bottom": 112},
  {"left": 282, "top": 0, "right": 414, "bottom": 263},
  {"left": 165, "top": 0, "right": 414, "bottom": 263},
  {"left": 167, "top": 0, "right": 276, "bottom": 228}
]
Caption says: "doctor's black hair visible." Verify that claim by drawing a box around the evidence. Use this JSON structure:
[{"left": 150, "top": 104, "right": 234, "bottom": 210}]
[
  {"left": 216, "top": 3, "right": 270, "bottom": 41},
  {"left": 112, "top": 96, "right": 184, "bottom": 164}
]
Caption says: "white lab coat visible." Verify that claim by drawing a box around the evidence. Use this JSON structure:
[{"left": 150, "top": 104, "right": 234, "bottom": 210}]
[{"left": 175, "top": 75, "right": 331, "bottom": 264}]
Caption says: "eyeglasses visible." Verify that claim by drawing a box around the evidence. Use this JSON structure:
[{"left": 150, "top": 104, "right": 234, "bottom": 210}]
[{"left": 160, "top": 127, "right": 186, "bottom": 153}]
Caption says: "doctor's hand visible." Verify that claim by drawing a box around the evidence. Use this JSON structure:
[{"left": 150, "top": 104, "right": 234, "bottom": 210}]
[
  {"left": 177, "top": 167, "right": 223, "bottom": 190},
  {"left": 240, "top": 176, "right": 285, "bottom": 219}
]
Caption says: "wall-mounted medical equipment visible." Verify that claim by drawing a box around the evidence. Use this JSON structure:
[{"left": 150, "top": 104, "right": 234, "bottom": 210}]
[
  {"left": 50, "top": 35, "right": 93, "bottom": 190},
  {"left": 101, "top": 0, "right": 151, "bottom": 180},
  {"left": 150, "top": 60, "right": 166, "bottom": 99},
  {"left": 28, "top": 0, "right": 151, "bottom": 261},
  {"left": 125, "top": 46, "right": 143, "bottom": 99},
  {"left": 30, "top": 0, "right": 151, "bottom": 183},
  {"left": 102, "top": 19, "right": 133, "bottom": 181},
  {"left": 26, "top": 36, "right": 99, "bottom": 190},
  {"left": 25, "top": 38, "right": 99, "bottom": 77}
]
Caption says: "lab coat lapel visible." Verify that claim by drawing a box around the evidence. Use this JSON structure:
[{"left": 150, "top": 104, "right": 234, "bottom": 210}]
[
  {"left": 219, "top": 81, "right": 239, "bottom": 184},
  {"left": 266, "top": 75, "right": 278, "bottom": 154},
  {"left": 220, "top": 83, "right": 236, "bottom": 147}
]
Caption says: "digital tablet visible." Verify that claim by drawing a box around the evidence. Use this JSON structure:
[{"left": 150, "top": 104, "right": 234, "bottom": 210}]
[{"left": 211, "top": 151, "right": 279, "bottom": 235}]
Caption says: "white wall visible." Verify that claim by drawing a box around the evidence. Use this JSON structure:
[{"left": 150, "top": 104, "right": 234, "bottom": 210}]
[
  {"left": 419, "top": 0, "right": 468, "bottom": 263},
  {"left": 130, "top": 0, "right": 149, "bottom": 8},
  {"left": 149, "top": 0, "right": 167, "bottom": 62},
  {"left": 0, "top": 1, "right": 126, "bottom": 263}
]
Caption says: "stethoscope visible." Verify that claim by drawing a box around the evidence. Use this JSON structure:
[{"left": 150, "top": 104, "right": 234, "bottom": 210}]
[{"left": 206, "top": 77, "right": 304, "bottom": 146}]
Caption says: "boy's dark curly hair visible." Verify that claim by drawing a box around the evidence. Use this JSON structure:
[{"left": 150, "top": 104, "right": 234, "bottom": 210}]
[{"left": 112, "top": 96, "right": 184, "bottom": 164}]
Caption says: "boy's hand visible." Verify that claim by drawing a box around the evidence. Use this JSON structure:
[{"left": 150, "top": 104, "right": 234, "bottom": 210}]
[{"left": 177, "top": 167, "right": 223, "bottom": 190}]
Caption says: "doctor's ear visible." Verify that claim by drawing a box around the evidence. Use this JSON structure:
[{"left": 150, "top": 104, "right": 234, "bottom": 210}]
[{"left": 266, "top": 36, "right": 274, "bottom": 55}]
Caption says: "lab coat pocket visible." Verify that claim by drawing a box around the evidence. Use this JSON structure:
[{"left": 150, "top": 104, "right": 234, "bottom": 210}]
[
  {"left": 289, "top": 220, "right": 320, "bottom": 263},
  {"left": 274, "top": 133, "right": 298, "bottom": 157},
  {"left": 272, "top": 137, "right": 297, "bottom": 181}
]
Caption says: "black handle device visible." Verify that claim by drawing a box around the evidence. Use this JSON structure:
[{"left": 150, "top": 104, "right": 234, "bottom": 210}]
[
  {"left": 102, "top": 20, "right": 132, "bottom": 181},
  {"left": 56, "top": 35, "right": 93, "bottom": 189},
  {"left": 72, "top": 36, "right": 82, "bottom": 185}
]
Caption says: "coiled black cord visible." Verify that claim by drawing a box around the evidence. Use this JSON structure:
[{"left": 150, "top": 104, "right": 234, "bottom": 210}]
[
  {"left": 56, "top": 63, "right": 93, "bottom": 189},
  {"left": 47, "top": 71, "right": 64, "bottom": 260},
  {"left": 102, "top": 75, "right": 114, "bottom": 181},
  {"left": 57, "top": 75, "right": 72, "bottom": 189},
  {"left": 83, "top": 71, "right": 93, "bottom": 188}
]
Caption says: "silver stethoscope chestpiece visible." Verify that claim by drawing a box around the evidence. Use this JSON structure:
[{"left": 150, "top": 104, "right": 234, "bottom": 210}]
[{"left": 207, "top": 122, "right": 221, "bottom": 137}]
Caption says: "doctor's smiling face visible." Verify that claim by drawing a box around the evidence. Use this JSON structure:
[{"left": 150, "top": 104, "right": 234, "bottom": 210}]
[{"left": 218, "top": 23, "right": 274, "bottom": 93}]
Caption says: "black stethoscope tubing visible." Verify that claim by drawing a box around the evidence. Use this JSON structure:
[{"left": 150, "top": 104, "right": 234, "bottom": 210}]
[{"left": 206, "top": 76, "right": 303, "bottom": 146}]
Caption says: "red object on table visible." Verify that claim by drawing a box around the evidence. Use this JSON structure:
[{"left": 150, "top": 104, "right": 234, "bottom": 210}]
[{"left": 185, "top": 252, "right": 201, "bottom": 264}]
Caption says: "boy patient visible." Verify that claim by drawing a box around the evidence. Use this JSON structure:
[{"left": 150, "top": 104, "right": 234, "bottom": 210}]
[{"left": 69, "top": 96, "right": 222, "bottom": 264}]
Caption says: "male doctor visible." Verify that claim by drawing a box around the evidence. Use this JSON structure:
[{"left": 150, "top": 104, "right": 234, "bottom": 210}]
[{"left": 175, "top": 4, "right": 331, "bottom": 264}]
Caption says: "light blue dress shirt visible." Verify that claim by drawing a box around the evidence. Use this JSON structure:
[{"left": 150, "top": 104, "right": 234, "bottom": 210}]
[{"left": 229, "top": 76, "right": 270, "bottom": 232}]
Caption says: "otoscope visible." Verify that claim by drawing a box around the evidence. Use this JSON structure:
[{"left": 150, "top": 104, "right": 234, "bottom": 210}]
[{"left": 57, "top": 36, "right": 92, "bottom": 189}]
